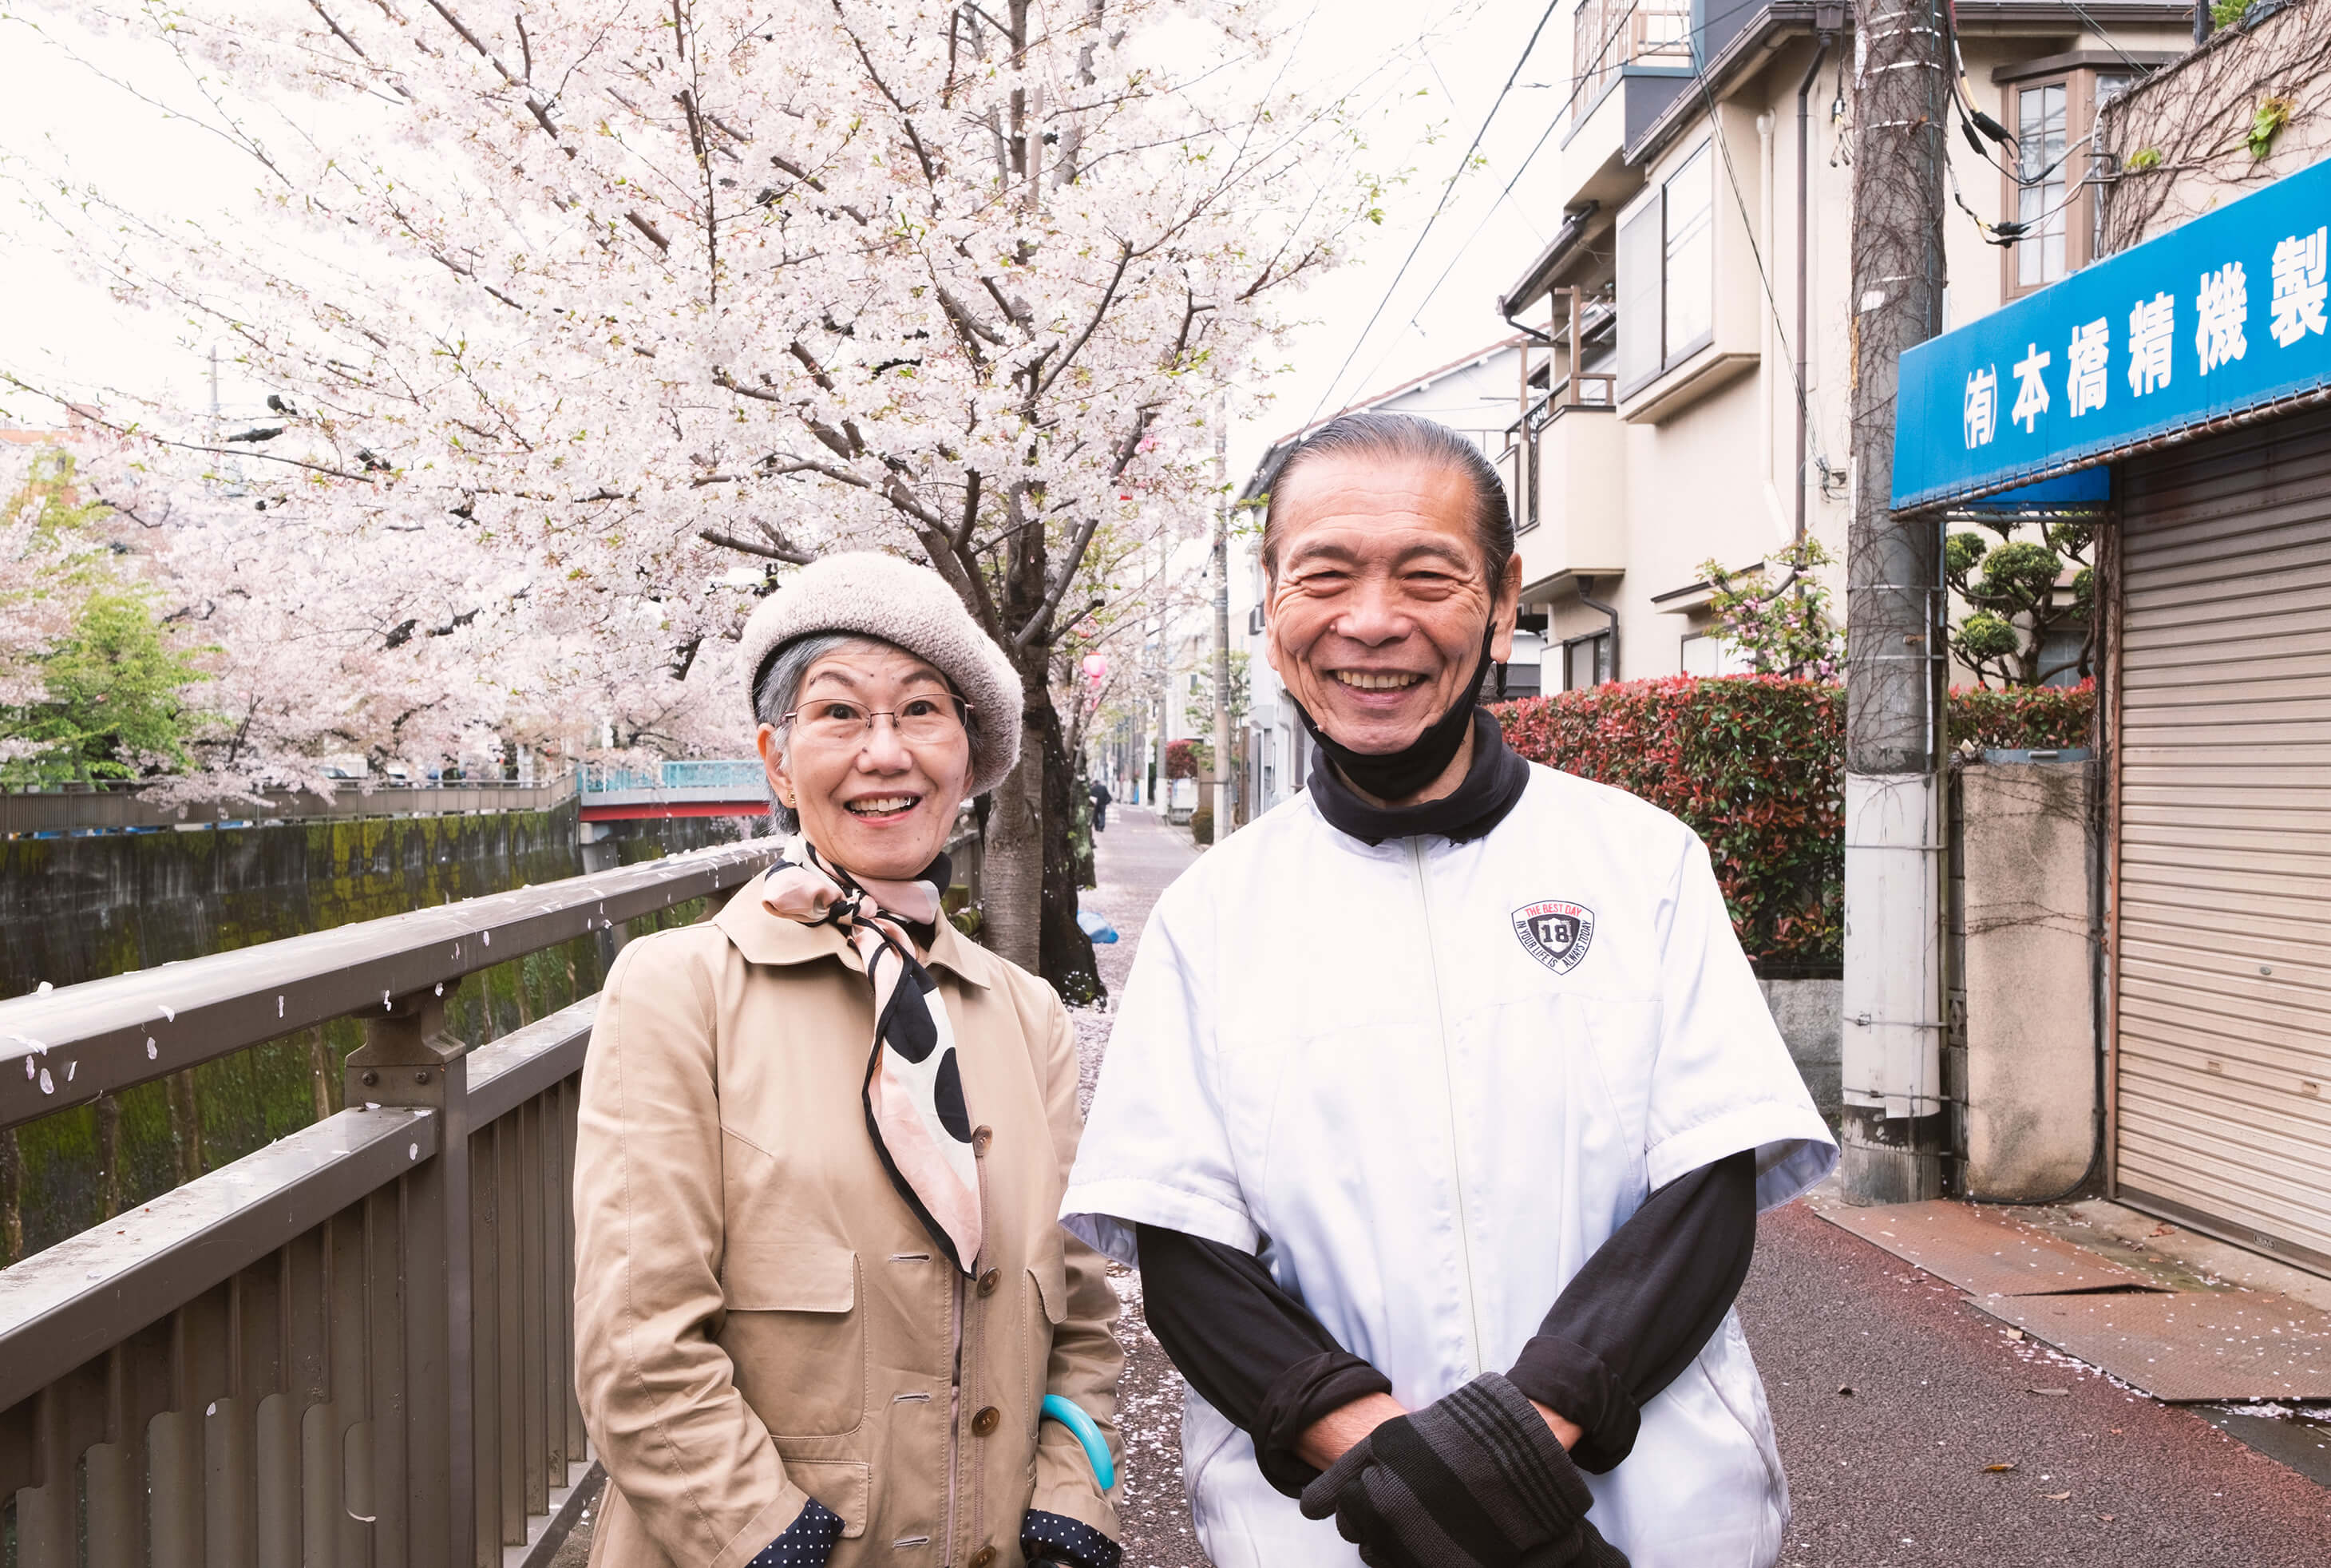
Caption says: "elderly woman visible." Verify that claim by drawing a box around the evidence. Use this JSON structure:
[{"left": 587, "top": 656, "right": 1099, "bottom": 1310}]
[{"left": 574, "top": 552, "right": 1125, "bottom": 1568}]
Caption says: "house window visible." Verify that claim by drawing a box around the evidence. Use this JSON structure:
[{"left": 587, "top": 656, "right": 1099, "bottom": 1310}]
[
  {"left": 1617, "top": 143, "right": 1716, "bottom": 395},
  {"left": 1680, "top": 631, "right": 1751, "bottom": 678},
  {"left": 1663, "top": 146, "right": 1714, "bottom": 358},
  {"left": 2001, "top": 68, "right": 2137, "bottom": 293},
  {"left": 1564, "top": 632, "right": 1613, "bottom": 690},
  {"left": 2037, "top": 625, "right": 2088, "bottom": 688},
  {"left": 2016, "top": 82, "right": 2068, "bottom": 288}
]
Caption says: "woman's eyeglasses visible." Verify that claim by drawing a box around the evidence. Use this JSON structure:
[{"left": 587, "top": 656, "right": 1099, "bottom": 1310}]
[{"left": 781, "top": 695, "right": 972, "bottom": 746}]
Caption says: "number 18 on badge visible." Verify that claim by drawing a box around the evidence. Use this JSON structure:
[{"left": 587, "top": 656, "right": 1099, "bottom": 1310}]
[{"left": 1513, "top": 900, "right": 1596, "bottom": 975}]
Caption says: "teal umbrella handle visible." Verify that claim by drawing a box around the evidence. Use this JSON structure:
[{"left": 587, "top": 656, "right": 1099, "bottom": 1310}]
[{"left": 1039, "top": 1394, "right": 1116, "bottom": 1491}]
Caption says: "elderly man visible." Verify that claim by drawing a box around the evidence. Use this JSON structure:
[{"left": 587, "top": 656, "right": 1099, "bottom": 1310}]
[{"left": 1060, "top": 412, "right": 1835, "bottom": 1568}]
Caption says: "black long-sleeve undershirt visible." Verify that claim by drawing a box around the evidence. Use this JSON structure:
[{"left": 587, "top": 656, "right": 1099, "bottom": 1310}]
[{"left": 1135, "top": 1149, "right": 1758, "bottom": 1495}]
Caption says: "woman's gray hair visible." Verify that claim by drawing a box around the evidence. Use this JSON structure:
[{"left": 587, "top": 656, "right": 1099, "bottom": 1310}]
[{"left": 750, "top": 632, "right": 978, "bottom": 834}]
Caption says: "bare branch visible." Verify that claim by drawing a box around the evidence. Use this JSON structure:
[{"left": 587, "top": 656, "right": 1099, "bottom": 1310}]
[
  {"left": 768, "top": 152, "right": 827, "bottom": 192},
  {"left": 626, "top": 210, "right": 672, "bottom": 251},
  {"left": 953, "top": 469, "right": 983, "bottom": 554},
  {"left": 701, "top": 526, "right": 813, "bottom": 564},
  {"left": 1035, "top": 238, "right": 1133, "bottom": 396},
  {"left": 423, "top": 0, "right": 516, "bottom": 82},
  {"left": 307, "top": 0, "right": 370, "bottom": 58}
]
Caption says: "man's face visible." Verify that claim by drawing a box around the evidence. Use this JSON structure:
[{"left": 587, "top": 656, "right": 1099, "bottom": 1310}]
[{"left": 1264, "top": 452, "right": 1522, "bottom": 755}]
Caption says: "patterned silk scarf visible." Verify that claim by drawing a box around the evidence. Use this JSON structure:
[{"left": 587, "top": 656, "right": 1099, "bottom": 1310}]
[{"left": 761, "top": 837, "right": 983, "bottom": 1273}]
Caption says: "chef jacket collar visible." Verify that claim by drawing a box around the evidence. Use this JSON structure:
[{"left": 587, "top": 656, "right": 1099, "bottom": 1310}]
[{"left": 1305, "top": 707, "right": 1530, "bottom": 846}]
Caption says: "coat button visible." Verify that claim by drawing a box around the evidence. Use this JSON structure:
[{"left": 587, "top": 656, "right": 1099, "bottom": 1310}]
[
  {"left": 971, "top": 1124, "right": 993, "bottom": 1154},
  {"left": 970, "top": 1548, "right": 997, "bottom": 1568},
  {"left": 972, "top": 1404, "right": 1000, "bottom": 1436},
  {"left": 977, "top": 1267, "right": 1001, "bottom": 1296}
]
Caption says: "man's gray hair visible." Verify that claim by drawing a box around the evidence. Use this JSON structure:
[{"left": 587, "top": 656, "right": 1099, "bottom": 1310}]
[
  {"left": 750, "top": 632, "right": 976, "bottom": 835},
  {"left": 1260, "top": 410, "right": 1515, "bottom": 585}
]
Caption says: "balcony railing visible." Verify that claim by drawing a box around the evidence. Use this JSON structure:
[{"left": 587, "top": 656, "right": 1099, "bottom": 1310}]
[
  {"left": 0, "top": 839, "right": 786, "bottom": 1567},
  {"left": 1573, "top": 0, "right": 1695, "bottom": 124}
]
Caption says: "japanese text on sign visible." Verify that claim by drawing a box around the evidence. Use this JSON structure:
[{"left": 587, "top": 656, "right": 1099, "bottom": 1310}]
[{"left": 1894, "top": 157, "right": 2331, "bottom": 507}]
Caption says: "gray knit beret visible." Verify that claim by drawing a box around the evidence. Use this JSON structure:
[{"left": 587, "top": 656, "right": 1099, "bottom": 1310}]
[{"left": 735, "top": 552, "right": 1023, "bottom": 798}]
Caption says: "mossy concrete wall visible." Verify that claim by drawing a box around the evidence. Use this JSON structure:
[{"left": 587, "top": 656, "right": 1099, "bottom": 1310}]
[
  {"left": 0, "top": 807, "right": 745, "bottom": 1264},
  {"left": 6, "top": 802, "right": 583, "bottom": 996}
]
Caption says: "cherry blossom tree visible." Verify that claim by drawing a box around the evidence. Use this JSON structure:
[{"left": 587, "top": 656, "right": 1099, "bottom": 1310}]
[{"left": 10, "top": 0, "right": 1373, "bottom": 991}]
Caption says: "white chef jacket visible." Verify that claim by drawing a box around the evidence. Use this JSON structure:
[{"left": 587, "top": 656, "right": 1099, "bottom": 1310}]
[{"left": 1061, "top": 761, "right": 1837, "bottom": 1568}]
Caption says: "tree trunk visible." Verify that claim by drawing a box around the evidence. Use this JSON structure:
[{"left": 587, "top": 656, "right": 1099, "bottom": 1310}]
[
  {"left": 981, "top": 727, "right": 1047, "bottom": 973},
  {"left": 979, "top": 671, "right": 1102, "bottom": 1001},
  {"left": 1031, "top": 682, "right": 1102, "bottom": 1004}
]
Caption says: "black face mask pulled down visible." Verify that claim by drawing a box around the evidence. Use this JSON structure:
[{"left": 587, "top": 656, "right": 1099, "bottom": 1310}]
[{"left": 1289, "top": 623, "right": 1497, "bottom": 802}]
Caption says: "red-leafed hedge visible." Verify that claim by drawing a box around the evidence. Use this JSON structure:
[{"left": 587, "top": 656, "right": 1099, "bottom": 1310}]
[
  {"left": 1494, "top": 677, "right": 1844, "bottom": 970},
  {"left": 1948, "top": 679, "right": 2096, "bottom": 750},
  {"left": 1492, "top": 677, "right": 2095, "bottom": 972}
]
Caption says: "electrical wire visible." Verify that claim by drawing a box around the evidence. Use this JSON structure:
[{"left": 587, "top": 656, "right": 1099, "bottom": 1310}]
[
  {"left": 1326, "top": 0, "right": 1794, "bottom": 415},
  {"left": 2057, "top": 0, "right": 2154, "bottom": 79},
  {"left": 1682, "top": 38, "right": 1834, "bottom": 478},
  {"left": 1298, "top": 0, "right": 1567, "bottom": 429}
]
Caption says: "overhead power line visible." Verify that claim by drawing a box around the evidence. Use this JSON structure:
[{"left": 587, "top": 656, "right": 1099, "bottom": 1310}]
[{"left": 1300, "top": 0, "right": 1567, "bottom": 430}]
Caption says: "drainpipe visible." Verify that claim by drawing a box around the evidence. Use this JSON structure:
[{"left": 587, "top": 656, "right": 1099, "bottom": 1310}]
[
  {"left": 1795, "top": 32, "right": 1833, "bottom": 544},
  {"left": 1577, "top": 574, "right": 1622, "bottom": 682},
  {"left": 1501, "top": 304, "right": 1557, "bottom": 346}
]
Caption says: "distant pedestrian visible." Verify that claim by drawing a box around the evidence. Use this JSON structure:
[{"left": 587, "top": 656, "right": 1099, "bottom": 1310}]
[
  {"left": 1089, "top": 779, "right": 1113, "bottom": 831},
  {"left": 574, "top": 552, "right": 1125, "bottom": 1568}
]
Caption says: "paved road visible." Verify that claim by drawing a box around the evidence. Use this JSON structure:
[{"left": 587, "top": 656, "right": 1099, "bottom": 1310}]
[
  {"left": 1746, "top": 1204, "right": 2331, "bottom": 1566},
  {"left": 1074, "top": 806, "right": 1213, "bottom": 1567},
  {"left": 563, "top": 806, "right": 2331, "bottom": 1566}
]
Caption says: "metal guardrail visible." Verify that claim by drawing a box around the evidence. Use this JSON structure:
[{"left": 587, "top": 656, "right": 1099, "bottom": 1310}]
[
  {"left": 0, "top": 838, "right": 786, "bottom": 1566},
  {"left": 1, "top": 777, "right": 580, "bottom": 837}
]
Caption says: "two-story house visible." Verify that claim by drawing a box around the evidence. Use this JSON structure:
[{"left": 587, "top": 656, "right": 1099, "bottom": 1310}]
[{"left": 1502, "top": 0, "right": 2195, "bottom": 686}]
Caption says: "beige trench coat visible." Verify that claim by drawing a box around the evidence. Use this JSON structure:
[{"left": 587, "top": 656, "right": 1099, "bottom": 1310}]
[{"left": 573, "top": 872, "right": 1123, "bottom": 1568}]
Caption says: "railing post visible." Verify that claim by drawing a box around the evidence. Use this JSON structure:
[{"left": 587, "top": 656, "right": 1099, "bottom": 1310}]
[{"left": 347, "top": 986, "right": 476, "bottom": 1568}]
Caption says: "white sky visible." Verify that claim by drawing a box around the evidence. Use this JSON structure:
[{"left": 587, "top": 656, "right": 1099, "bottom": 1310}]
[{"left": 0, "top": 0, "right": 1576, "bottom": 481}]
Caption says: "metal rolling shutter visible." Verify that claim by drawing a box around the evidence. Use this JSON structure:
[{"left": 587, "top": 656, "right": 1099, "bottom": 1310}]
[{"left": 2115, "top": 406, "right": 2331, "bottom": 1271}]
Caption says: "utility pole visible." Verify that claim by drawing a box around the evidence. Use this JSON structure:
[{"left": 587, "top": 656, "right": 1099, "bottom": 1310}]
[
  {"left": 1211, "top": 406, "right": 1233, "bottom": 838},
  {"left": 1842, "top": 0, "right": 1951, "bottom": 1203}
]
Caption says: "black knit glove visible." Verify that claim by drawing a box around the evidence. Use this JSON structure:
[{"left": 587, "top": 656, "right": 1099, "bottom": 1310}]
[{"left": 1297, "top": 1373, "right": 1630, "bottom": 1568}]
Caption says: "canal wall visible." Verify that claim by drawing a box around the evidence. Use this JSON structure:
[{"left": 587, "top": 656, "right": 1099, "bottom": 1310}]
[{"left": 0, "top": 808, "right": 746, "bottom": 1263}]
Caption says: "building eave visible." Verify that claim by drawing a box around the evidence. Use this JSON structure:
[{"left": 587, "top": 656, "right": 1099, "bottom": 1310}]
[
  {"left": 1267, "top": 333, "right": 1526, "bottom": 450},
  {"left": 1627, "top": 2, "right": 2198, "bottom": 171},
  {"left": 1498, "top": 207, "right": 1601, "bottom": 316}
]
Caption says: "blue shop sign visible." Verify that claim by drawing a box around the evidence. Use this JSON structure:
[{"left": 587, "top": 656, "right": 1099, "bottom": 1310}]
[{"left": 1894, "top": 154, "right": 2331, "bottom": 509}]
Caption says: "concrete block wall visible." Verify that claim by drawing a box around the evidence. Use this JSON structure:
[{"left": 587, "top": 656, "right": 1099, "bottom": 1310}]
[
  {"left": 1958, "top": 762, "right": 2098, "bottom": 1200},
  {"left": 1763, "top": 977, "right": 1842, "bottom": 1119}
]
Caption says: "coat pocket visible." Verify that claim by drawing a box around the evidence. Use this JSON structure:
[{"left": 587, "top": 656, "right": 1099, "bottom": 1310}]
[
  {"left": 719, "top": 1242, "right": 867, "bottom": 1437},
  {"left": 1019, "top": 1253, "right": 1071, "bottom": 1439},
  {"left": 779, "top": 1459, "right": 869, "bottom": 1540}
]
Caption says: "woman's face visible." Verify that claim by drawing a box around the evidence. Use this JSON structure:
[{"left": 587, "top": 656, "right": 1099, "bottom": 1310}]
[{"left": 758, "top": 642, "right": 972, "bottom": 883}]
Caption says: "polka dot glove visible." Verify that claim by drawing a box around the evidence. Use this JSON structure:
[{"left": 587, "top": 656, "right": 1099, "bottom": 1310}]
[
  {"left": 747, "top": 1498, "right": 843, "bottom": 1568},
  {"left": 1019, "top": 1509, "right": 1122, "bottom": 1568}
]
